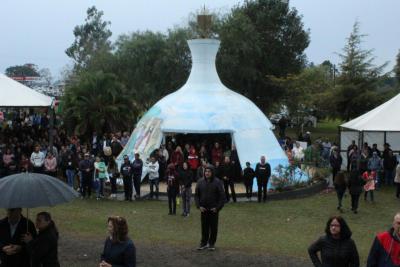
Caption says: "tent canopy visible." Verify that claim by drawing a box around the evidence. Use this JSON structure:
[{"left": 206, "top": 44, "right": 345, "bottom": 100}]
[
  {"left": 0, "top": 74, "right": 53, "bottom": 107},
  {"left": 341, "top": 93, "right": 400, "bottom": 131}
]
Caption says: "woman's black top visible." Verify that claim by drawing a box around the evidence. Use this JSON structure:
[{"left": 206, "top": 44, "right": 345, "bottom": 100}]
[
  {"left": 28, "top": 223, "right": 60, "bottom": 267},
  {"left": 101, "top": 237, "right": 136, "bottom": 267},
  {"left": 308, "top": 235, "right": 359, "bottom": 267}
]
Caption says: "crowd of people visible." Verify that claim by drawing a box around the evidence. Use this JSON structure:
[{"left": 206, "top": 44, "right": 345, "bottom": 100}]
[
  {"left": 3, "top": 110, "right": 400, "bottom": 266},
  {"left": 329, "top": 141, "right": 400, "bottom": 215}
]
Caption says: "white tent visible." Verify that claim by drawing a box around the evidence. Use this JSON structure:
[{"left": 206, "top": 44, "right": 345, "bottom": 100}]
[
  {"left": 118, "top": 38, "right": 297, "bottom": 183},
  {"left": 0, "top": 73, "right": 53, "bottom": 107},
  {"left": 340, "top": 93, "right": 400, "bottom": 168}
]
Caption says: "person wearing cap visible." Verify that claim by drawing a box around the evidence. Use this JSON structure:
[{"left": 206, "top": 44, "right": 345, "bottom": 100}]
[
  {"left": 79, "top": 153, "right": 94, "bottom": 198},
  {"left": 194, "top": 164, "right": 225, "bottom": 251},
  {"left": 120, "top": 155, "right": 134, "bottom": 201}
]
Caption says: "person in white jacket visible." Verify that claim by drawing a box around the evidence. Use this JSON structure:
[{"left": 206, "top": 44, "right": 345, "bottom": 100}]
[
  {"left": 30, "top": 145, "right": 45, "bottom": 173},
  {"left": 292, "top": 142, "right": 305, "bottom": 163},
  {"left": 148, "top": 156, "right": 160, "bottom": 199}
]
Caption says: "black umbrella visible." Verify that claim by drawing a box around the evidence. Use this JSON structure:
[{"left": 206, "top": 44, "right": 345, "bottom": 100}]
[{"left": 0, "top": 172, "right": 79, "bottom": 209}]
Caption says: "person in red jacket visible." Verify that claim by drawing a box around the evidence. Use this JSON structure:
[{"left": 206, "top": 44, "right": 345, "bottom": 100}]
[
  {"left": 367, "top": 212, "right": 400, "bottom": 267},
  {"left": 188, "top": 146, "right": 199, "bottom": 178},
  {"left": 171, "top": 146, "right": 184, "bottom": 168}
]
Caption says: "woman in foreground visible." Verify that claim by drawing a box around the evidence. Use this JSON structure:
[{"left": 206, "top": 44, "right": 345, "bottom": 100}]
[{"left": 100, "top": 216, "right": 136, "bottom": 267}]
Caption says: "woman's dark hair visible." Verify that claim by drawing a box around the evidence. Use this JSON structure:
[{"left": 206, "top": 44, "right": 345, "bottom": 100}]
[
  {"left": 37, "top": 211, "right": 58, "bottom": 233},
  {"left": 108, "top": 216, "right": 128, "bottom": 243},
  {"left": 37, "top": 211, "right": 52, "bottom": 222},
  {"left": 325, "top": 216, "right": 352, "bottom": 240}
]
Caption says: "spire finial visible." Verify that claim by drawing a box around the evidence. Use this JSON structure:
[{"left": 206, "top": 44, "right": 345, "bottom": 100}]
[{"left": 197, "top": 6, "right": 212, "bottom": 38}]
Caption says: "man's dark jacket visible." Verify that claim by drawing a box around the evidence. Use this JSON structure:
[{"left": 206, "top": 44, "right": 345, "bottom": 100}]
[
  {"left": 27, "top": 223, "right": 60, "bottom": 267},
  {"left": 367, "top": 228, "right": 400, "bottom": 267},
  {"left": 195, "top": 176, "right": 225, "bottom": 211},
  {"left": 0, "top": 215, "right": 37, "bottom": 267}
]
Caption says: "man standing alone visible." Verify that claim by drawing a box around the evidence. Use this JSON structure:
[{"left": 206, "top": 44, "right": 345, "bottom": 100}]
[
  {"left": 255, "top": 156, "right": 271, "bottom": 203},
  {"left": 195, "top": 165, "right": 225, "bottom": 251}
]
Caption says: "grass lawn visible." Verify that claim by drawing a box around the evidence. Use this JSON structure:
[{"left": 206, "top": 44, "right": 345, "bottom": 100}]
[{"left": 7, "top": 186, "right": 399, "bottom": 265}]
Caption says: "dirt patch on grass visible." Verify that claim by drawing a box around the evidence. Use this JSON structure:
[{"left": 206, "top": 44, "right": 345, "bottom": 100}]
[{"left": 59, "top": 233, "right": 311, "bottom": 267}]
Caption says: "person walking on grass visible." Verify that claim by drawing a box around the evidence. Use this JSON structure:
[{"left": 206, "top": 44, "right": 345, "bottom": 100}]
[
  {"left": 363, "top": 170, "right": 376, "bottom": 202},
  {"left": 367, "top": 212, "right": 400, "bottom": 267},
  {"left": 195, "top": 165, "right": 225, "bottom": 251},
  {"left": 348, "top": 169, "right": 363, "bottom": 214},
  {"left": 334, "top": 171, "right": 346, "bottom": 212},
  {"left": 255, "top": 156, "right": 271, "bottom": 203},
  {"left": 308, "top": 216, "right": 359, "bottom": 267}
]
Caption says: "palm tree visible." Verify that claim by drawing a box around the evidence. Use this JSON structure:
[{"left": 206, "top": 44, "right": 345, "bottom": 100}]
[{"left": 62, "top": 71, "right": 137, "bottom": 138}]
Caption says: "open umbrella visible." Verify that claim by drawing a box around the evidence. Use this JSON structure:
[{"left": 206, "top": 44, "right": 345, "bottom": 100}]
[{"left": 0, "top": 172, "right": 79, "bottom": 208}]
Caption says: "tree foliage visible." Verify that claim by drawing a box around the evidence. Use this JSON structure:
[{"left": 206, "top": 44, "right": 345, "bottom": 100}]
[
  {"left": 217, "top": 0, "right": 310, "bottom": 111},
  {"left": 395, "top": 50, "right": 400, "bottom": 84},
  {"left": 113, "top": 28, "right": 193, "bottom": 110},
  {"left": 62, "top": 71, "right": 136, "bottom": 137},
  {"left": 62, "top": 2, "right": 310, "bottom": 137},
  {"left": 5, "top": 64, "right": 40, "bottom": 77},
  {"left": 334, "top": 21, "right": 387, "bottom": 121},
  {"left": 65, "top": 6, "right": 112, "bottom": 70},
  {"left": 268, "top": 64, "right": 335, "bottom": 118}
]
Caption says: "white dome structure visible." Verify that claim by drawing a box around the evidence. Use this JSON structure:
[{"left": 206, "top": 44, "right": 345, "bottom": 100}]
[{"left": 118, "top": 38, "right": 289, "bottom": 176}]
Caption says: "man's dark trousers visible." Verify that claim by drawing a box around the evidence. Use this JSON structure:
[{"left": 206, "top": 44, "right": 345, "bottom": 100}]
[
  {"left": 258, "top": 179, "right": 268, "bottom": 202},
  {"left": 123, "top": 176, "right": 133, "bottom": 200},
  {"left": 133, "top": 174, "right": 141, "bottom": 197},
  {"left": 201, "top": 210, "right": 219, "bottom": 246}
]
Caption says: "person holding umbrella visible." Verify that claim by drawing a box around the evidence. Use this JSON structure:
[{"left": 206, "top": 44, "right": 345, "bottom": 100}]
[
  {"left": 22, "top": 211, "right": 60, "bottom": 267},
  {"left": 0, "top": 208, "right": 37, "bottom": 267},
  {"left": 0, "top": 173, "right": 78, "bottom": 266}
]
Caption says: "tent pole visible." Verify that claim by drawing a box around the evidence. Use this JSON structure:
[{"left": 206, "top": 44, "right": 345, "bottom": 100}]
[
  {"left": 48, "top": 106, "right": 55, "bottom": 153},
  {"left": 26, "top": 208, "right": 29, "bottom": 232}
]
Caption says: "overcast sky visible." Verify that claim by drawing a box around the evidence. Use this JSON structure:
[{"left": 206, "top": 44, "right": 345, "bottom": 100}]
[{"left": 1, "top": 0, "right": 399, "bottom": 80}]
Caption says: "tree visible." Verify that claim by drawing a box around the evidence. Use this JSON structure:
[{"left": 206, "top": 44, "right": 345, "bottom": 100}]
[
  {"left": 268, "top": 64, "right": 335, "bottom": 119},
  {"left": 216, "top": 0, "right": 310, "bottom": 111},
  {"left": 65, "top": 6, "right": 112, "bottom": 70},
  {"left": 39, "top": 68, "right": 53, "bottom": 87},
  {"left": 5, "top": 64, "right": 40, "bottom": 77},
  {"left": 62, "top": 71, "right": 136, "bottom": 137},
  {"left": 395, "top": 50, "right": 400, "bottom": 84},
  {"left": 113, "top": 28, "right": 192, "bottom": 110},
  {"left": 334, "top": 21, "right": 388, "bottom": 121}
]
